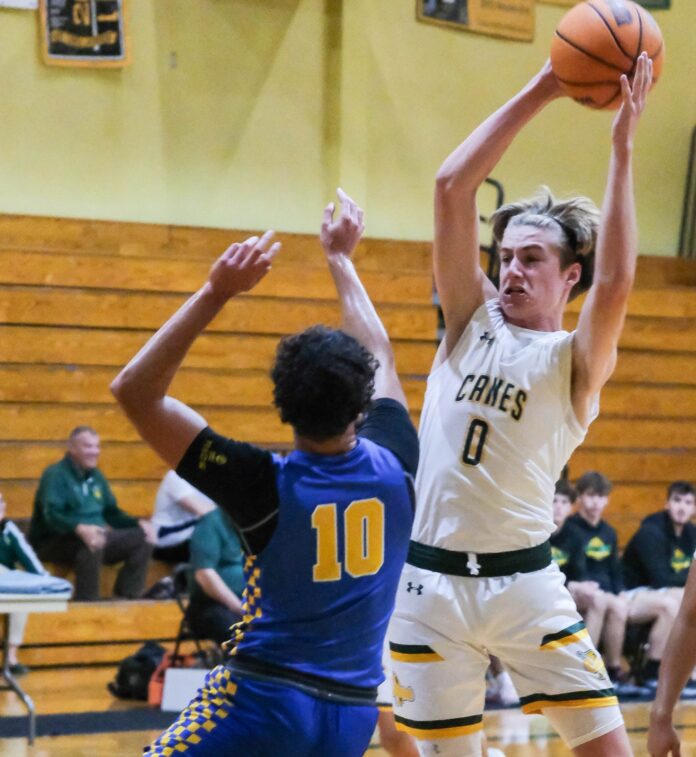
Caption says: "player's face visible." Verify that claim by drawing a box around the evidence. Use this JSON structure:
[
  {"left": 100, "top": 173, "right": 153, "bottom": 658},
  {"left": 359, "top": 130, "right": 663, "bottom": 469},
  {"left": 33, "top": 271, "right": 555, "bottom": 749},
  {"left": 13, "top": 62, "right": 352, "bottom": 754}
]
[
  {"left": 0, "top": 493, "right": 5, "bottom": 520},
  {"left": 666, "top": 492, "right": 696, "bottom": 526},
  {"left": 69, "top": 432, "right": 101, "bottom": 471},
  {"left": 498, "top": 224, "right": 576, "bottom": 328},
  {"left": 552, "top": 494, "right": 573, "bottom": 528},
  {"left": 578, "top": 490, "right": 609, "bottom": 523}
]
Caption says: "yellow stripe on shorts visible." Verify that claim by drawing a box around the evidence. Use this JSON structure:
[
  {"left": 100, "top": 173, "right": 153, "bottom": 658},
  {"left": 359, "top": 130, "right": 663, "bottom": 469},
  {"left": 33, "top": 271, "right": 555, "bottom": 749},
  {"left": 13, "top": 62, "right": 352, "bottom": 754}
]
[
  {"left": 539, "top": 621, "right": 589, "bottom": 650},
  {"left": 394, "top": 714, "right": 483, "bottom": 739},
  {"left": 389, "top": 642, "right": 444, "bottom": 663},
  {"left": 520, "top": 688, "right": 618, "bottom": 715}
]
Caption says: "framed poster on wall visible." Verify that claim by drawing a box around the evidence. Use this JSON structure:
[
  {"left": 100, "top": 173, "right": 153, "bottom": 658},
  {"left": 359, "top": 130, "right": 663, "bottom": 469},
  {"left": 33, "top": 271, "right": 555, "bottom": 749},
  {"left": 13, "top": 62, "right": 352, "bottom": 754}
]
[
  {"left": 40, "top": 0, "right": 129, "bottom": 67},
  {"left": 417, "top": 0, "right": 535, "bottom": 43}
]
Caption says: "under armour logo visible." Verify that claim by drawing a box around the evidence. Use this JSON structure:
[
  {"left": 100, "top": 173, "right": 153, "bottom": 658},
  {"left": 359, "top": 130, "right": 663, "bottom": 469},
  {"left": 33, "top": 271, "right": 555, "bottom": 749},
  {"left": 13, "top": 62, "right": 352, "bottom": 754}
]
[
  {"left": 392, "top": 674, "right": 415, "bottom": 706},
  {"left": 466, "top": 552, "right": 481, "bottom": 576},
  {"left": 406, "top": 582, "right": 423, "bottom": 595},
  {"left": 479, "top": 331, "right": 495, "bottom": 345}
]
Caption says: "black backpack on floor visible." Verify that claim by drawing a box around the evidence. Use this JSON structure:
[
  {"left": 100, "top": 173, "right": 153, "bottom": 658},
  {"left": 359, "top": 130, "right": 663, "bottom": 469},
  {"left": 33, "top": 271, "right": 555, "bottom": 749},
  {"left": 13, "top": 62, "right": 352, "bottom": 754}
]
[{"left": 107, "top": 641, "right": 166, "bottom": 700}]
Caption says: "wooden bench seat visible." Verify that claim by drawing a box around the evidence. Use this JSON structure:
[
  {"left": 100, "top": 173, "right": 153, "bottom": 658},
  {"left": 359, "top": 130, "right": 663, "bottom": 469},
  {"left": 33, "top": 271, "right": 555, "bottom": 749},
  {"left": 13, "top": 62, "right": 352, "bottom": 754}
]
[{"left": 19, "top": 597, "right": 188, "bottom": 668}]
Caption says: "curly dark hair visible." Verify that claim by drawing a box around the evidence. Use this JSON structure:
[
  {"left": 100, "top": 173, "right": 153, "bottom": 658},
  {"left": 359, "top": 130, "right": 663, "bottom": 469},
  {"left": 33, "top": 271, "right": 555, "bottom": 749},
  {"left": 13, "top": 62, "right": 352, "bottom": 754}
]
[
  {"left": 271, "top": 325, "right": 378, "bottom": 441},
  {"left": 490, "top": 187, "right": 600, "bottom": 301}
]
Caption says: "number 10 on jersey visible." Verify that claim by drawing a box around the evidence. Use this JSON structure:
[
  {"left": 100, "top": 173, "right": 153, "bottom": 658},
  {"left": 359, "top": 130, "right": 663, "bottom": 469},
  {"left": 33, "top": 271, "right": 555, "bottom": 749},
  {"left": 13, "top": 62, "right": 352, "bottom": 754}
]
[{"left": 311, "top": 498, "right": 385, "bottom": 581}]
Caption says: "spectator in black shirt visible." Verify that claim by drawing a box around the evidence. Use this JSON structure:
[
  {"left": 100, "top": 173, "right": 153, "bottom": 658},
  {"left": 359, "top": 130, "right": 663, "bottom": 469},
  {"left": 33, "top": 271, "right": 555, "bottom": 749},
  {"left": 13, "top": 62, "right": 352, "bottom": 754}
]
[
  {"left": 568, "top": 471, "right": 628, "bottom": 684},
  {"left": 621, "top": 481, "right": 696, "bottom": 687},
  {"left": 552, "top": 480, "right": 611, "bottom": 651}
]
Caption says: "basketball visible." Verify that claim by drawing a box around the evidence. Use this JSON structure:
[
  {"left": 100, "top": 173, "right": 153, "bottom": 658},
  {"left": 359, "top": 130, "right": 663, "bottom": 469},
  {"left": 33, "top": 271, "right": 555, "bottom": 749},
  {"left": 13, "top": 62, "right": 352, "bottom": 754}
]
[{"left": 550, "top": 0, "right": 664, "bottom": 110}]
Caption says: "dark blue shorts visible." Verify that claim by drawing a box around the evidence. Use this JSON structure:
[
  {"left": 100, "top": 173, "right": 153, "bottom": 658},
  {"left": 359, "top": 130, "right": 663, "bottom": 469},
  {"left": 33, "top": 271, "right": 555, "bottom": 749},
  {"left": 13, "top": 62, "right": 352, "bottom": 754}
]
[{"left": 145, "top": 665, "right": 378, "bottom": 756}]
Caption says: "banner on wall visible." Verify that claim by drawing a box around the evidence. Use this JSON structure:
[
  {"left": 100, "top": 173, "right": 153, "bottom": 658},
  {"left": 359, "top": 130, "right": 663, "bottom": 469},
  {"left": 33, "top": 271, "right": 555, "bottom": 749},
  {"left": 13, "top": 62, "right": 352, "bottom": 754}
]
[
  {"left": 0, "top": 1, "right": 38, "bottom": 8},
  {"left": 40, "top": 0, "right": 129, "bottom": 67},
  {"left": 417, "top": 0, "right": 535, "bottom": 43}
]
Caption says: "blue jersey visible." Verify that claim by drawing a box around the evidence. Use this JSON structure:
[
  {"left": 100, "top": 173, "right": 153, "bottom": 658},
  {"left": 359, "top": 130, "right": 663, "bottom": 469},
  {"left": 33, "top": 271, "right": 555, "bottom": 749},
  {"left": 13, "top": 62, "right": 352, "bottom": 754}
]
[{"left": 177, "top": 398, "right": 418, "bottom": 698}]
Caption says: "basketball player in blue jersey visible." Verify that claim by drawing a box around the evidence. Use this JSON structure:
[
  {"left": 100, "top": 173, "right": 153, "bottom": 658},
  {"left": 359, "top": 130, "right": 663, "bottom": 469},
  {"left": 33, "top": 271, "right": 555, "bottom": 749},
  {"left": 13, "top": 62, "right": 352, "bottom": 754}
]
[
  {"left": 111, "top": 190, "right": 419, "bottom": 756},
  {"left": 389, "top": 55, "right": 652, "bottom": 756}
]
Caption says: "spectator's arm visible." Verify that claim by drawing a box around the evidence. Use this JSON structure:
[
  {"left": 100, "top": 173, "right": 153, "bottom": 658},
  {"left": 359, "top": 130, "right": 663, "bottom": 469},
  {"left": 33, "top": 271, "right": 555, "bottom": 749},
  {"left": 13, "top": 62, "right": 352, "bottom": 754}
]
[
  {"left": 36, "top": 470, "right": 82, "bottom": 534},
  {"left": 610, "top": 532, "right": 625, "bottom": 594},
  {"left": 177, "top": 494, "right": 215, "bottom": 518},
  {"left": 194, "top": 568, "right": 243, "bottom": 615},
  {"left": 101, "top": 477, "right": 139, "bottom": 529},
  {"left": 6, "top": 521, "right": 47, "bottom": 574},
  {"left": 636, "top": 527, "right": 686, "bottom": 589}
]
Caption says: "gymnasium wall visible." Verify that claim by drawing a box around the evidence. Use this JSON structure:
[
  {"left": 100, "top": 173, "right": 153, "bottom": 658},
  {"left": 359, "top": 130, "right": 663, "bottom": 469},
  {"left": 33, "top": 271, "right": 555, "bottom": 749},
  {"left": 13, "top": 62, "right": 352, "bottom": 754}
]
[{"left": 0, "top": 0, "right": 692, "bottom": 253}]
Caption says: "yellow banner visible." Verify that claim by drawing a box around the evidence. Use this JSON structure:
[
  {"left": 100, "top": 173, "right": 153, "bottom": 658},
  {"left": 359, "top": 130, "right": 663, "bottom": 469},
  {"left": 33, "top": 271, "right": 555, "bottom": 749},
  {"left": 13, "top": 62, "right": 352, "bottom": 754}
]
[
  {"left": 537, "top": 1, "right": 576, "bottom": 6},
  {"left": 417, "top": 0, "right": 535, "bottom": 42}
]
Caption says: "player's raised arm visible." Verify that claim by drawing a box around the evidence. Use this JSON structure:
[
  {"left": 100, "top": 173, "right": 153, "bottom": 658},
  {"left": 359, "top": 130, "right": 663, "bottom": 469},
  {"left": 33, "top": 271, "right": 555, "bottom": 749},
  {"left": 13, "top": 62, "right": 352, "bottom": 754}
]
[
  {"left": 572, "top": 53, "right": 652, "bottom": 426},
  {"left": 648, "top": 563, "right": 696, "bottom": 756},
  {"left": 321, "top": 189, "right": 407, "bottom": 408},
  {"left": 111, "top": 232, "right": 280, "bottom": 469},
  {"left": 434, "top": 61, "right": 562, "bottom": 354}
]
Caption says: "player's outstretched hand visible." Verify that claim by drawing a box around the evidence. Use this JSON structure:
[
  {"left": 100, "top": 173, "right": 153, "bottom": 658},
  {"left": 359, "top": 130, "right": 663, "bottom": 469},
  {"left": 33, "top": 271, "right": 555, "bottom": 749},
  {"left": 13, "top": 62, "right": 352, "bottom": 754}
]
[
  {"left": 612, "top": 51, "right": 652, "bottom": 151},
  {"left": 320, "top": 188, "right": 365, "bottom": 260},
  {"left": 208, "top": 231, "right": 280, "bottom": 300},
  {"left": 648, "top": 713, "right": 681, "bottom": 757}
]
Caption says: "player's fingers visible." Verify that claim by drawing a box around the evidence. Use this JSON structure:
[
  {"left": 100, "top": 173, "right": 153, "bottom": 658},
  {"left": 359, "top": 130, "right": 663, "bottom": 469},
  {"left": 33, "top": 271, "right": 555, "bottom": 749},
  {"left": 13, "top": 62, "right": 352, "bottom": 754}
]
[
  {"left": 221, "top": 242, "right": 240, "bottom": 261},
  {"left": 256, "top": 229, "right": 275, "bottom": 253},
  {"left": 322, "top": 202, "right": 335, "bottom": 231},
  {"left": 619, "top": 74, "right": 631, "bottom": 106},
  {"left": 264, "top": 241, "right": 282, "bottom": 263},
  {"left": 634, "top": 52, "right": 648, "bottom": 99},
  {"left": 337, "top": 187, "right": 352, "bottom": 221}
]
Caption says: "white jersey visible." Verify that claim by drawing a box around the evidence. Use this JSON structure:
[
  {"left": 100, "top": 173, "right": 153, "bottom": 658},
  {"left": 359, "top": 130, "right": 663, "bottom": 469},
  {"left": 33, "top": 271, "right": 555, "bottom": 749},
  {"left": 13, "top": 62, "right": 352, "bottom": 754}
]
[
  {"left": 152, "top": 470, "right": 216, "bottom": 548},
  {"left": 412, "top": 299, "right": 597, "bottom": 553}
]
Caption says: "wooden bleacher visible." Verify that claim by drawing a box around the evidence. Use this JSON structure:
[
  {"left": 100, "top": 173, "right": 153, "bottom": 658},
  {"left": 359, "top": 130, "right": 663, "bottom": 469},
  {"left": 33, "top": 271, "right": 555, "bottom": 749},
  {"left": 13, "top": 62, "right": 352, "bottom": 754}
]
[{"left": 0, "top": 212, "right": 695, "bottom": 666}]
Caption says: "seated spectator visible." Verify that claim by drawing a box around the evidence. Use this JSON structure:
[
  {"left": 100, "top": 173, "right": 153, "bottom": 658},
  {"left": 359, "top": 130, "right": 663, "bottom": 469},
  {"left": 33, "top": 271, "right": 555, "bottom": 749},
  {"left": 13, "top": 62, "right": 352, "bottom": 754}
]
[
  {"left": 621, "top": 481, "right": 696, "bottom": 687},
  {"left": 186, "top": 508, "right": 245, "bottom": 646},
  {"left": 567, "top": 471, "right": 629, "bottom": 686},
  {"left": 0, "top": 490, "right": 49, "bottom": 675},
  {"left": 151, "top": 470, "right": 216, "bottom": 564},
  {"left": 552, "top": 479, "right": 614, "bottom": 652},
  {"left": 29, "top": 426, "right": 156, "bottom": 601}
]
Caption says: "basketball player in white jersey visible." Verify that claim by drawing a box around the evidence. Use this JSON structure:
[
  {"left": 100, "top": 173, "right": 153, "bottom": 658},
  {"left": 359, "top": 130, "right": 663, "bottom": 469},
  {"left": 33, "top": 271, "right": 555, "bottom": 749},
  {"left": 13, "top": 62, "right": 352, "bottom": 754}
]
[{"left": 389, "top": 54, "right": 652, "bottom": 757}]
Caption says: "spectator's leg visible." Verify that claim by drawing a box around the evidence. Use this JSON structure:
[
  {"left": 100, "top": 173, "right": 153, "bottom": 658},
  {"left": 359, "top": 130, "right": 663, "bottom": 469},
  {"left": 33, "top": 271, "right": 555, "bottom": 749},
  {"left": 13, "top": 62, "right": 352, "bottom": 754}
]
[
  {"left": 103, "top": 527, "right": 152, "bottom": 599},
  {"left": 600, "top": 593, "right": 628, "bottom": 675},
  {"left": 39, "top": 534, "right": 102, "bottom": 601},
  {"left": 152, "top": 540, "right": 190, "bottom": 564},
  {"left": 187, "top": 599, "right": 240, "bottom": 646},
  {"left": 571, "top": 588, "right": 608, "bottom": 647},
  {"left": 7, "top": 613, "right": 28, "bottom": 668},
  {"left": 627, "top": 590, "right": 680, "bottom": 682}
]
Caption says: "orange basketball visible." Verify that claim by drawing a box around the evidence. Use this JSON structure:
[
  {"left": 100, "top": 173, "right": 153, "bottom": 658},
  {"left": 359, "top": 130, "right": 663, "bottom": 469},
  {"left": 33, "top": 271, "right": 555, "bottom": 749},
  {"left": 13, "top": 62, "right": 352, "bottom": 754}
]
[{"left": 550, "top": 0, "right": 664, "bottom": 110}]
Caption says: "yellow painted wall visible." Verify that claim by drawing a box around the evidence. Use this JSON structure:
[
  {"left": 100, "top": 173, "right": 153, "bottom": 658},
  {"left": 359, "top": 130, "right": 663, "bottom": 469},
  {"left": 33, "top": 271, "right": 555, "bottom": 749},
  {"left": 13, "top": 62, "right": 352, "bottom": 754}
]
[{"left": 0, "top": 1, "right": 693, "bottom": 254}]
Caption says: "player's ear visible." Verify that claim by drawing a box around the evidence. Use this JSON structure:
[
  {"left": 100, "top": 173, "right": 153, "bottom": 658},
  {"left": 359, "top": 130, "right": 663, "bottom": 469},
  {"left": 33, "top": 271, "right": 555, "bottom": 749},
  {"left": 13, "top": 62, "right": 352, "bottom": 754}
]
[{"left": 565, "top": 262, "right": 581, "bottom": 287}]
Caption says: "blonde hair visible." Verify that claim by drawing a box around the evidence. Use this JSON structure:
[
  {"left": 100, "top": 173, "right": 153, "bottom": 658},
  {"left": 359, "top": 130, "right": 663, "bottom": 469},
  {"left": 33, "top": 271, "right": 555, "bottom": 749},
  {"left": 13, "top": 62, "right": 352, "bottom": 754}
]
[{"left": 490, "top": 187, "right": 600, "bottom": 300}]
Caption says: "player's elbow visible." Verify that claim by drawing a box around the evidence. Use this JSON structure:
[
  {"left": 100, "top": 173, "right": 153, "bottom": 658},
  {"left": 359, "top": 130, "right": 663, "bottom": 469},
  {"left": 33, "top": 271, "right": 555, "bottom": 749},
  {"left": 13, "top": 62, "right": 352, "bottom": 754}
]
[
  {"left": 435, "top": 170, "right": 476, "bottom": 200},
  {"left": 110, "top": 369, "right": 143, "bottom": 410}
]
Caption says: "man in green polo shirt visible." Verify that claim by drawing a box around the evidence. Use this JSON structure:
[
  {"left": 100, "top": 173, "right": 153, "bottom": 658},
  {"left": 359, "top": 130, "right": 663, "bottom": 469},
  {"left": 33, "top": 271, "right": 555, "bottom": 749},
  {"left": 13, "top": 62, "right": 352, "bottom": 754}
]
[
  {"left": 29, "top": 425, "right": 156, "bottom": 601},
  {"left": 186, "top": 507, "right": 245, "bottom": 646}
]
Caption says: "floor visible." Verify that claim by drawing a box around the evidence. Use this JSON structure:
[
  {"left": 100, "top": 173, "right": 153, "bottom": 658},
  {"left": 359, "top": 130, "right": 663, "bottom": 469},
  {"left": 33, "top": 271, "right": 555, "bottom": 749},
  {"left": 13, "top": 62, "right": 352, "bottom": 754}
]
[{"left": 2, "top": 668, "right": 696, "bottom": 755}]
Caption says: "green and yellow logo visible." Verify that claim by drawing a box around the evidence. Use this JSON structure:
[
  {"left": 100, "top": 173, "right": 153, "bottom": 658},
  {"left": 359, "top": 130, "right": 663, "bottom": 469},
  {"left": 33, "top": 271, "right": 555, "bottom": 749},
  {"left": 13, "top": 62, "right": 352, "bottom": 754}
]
[
  {"left": 552, "top": 546, "right": 569, "bottom": 568},
  {"left": 585, "top": 537, "right": 611, "bottom": 562},
  {"left": 671, "top": 548, "right": 691, "bottom": 574}
]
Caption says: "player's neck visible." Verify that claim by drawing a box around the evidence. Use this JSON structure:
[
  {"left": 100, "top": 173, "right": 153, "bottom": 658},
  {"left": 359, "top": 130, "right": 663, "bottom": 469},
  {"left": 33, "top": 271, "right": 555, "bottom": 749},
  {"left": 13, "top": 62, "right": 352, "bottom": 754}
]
[
  {"left": 505, "top": 310, "right": 563, "bottom": 332},
  {"left": 294, "top": 426, "right": 357, "bottom": 456}
]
